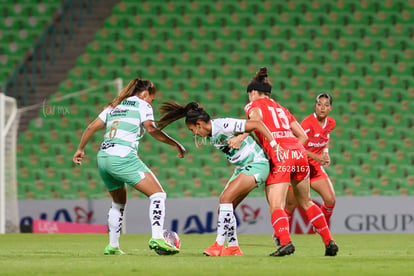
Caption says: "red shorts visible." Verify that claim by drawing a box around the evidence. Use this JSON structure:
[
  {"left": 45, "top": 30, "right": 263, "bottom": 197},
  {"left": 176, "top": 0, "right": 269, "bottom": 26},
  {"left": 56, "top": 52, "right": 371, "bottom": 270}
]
[
  {"left": 266, "top": 148, "right": 310, "bottom": 185},
  {"left": 309, "top": 163, "right": 329, "bottom": 183},
  {"left": 287, "top": 163, "right": 329, "bottom": 191}
]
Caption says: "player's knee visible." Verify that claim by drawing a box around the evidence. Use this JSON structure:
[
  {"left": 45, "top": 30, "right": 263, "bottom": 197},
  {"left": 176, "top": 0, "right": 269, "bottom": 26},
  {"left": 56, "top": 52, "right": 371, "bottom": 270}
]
[
  {"left": 219, "top": 193, "right": 233, "bottom": 204},
  {"left": 297, "top": 197, "right": 314, "bottom": 210},
  {"left": 324, "top": 198, "right": 336, "bottom": 207},
  {"left": 285, "top": 201, "right": 298, "bottom": 213},
  {"left": 268, "top": 202, "right": 285, "bottom": 214}
]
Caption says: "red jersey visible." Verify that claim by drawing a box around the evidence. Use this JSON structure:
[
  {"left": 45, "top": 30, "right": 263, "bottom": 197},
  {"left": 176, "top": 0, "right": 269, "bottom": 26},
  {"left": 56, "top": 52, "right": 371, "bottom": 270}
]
[
  {"left": 301, "top": 113, "right": 336, "bottom": 168},
  {"left": 244, "top": 98, "right": 303, "bottom": 161},
  {"left": 245, "top": 98, "right": 309, "bottom": 183}
]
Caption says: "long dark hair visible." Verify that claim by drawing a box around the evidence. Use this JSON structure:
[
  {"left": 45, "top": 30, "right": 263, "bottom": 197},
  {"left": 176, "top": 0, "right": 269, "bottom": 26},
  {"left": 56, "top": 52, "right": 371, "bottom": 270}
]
[
  {"left": 246, "top": 67, "right": 272, "bottom": 96},
  {"left": 157, "top": 101, "right": 210, "bottom": 130},
  {"left": 108, "top": 78, "right": 155, "bottom": 108}
]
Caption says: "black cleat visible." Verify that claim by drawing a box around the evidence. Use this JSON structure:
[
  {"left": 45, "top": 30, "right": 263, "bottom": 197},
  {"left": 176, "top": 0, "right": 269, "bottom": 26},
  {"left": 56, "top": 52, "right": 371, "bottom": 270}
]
[
  {"left": 272, "top": 235, "right": 281, "bottom": 247},
  {"left": 269, "top": 242, "right": 295, "bottom": 257},
  {"left": 325, "top": 240, "right": 339, "bottom": 256}
]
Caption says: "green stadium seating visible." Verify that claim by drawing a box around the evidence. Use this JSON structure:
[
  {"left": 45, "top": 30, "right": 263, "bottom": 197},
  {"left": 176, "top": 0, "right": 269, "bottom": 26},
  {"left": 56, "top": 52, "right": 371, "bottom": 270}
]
[
  {"left": 16, "top": 0, "right": 414, "bottom": 199},
  {"left": 0, "top": 1, "right": 62, "bottom": 88}
]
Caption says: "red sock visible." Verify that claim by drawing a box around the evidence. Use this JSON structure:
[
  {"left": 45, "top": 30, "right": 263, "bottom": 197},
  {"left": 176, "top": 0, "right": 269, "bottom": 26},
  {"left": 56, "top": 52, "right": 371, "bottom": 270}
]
[
  {"left": 305, "top": 204, "right": 332, "bottom": 245},
  {"left": 271, "top": 209, "right": 291, "bottom": 246},
  {"left": 321, "top": 202, "right": 335, "bottom": 224},
  {"left": 284, "top": 208, "right": 294, "bottom": 230}
]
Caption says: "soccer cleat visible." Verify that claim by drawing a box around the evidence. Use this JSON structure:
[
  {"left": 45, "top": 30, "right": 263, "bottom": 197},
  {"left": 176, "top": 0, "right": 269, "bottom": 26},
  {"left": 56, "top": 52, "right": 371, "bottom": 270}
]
[
  {"left": 272, "top": 234, "right": 281, "bottom": 247},
  {"left": 149, "top": 238, "right": 179, "bottom": 254},
  {"left": 203, "top": 241, "right": 224, "bottom": 256},
  {"left": 269, "top": 242, "right": 295, "bottom": 257},
  {"left": 221, "top": 246, "right": 243, "bottom": 256},
  {"left": 104, "top": 244, "right": 125, "bottom": 255},
  {"left": 325, "top": 240, "right": 339, "bottom": 256}
]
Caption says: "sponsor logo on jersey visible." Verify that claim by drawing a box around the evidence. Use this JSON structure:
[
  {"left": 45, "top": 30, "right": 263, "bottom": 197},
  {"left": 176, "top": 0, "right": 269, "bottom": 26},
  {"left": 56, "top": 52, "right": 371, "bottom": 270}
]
[
  {"left": 308, "top": 141, "right": 328, "bottom": 147},
  {"left": 110, "top": 108, "right": 128, "bottom": 116},
  {"left": 100, "top": 142, "right": 115, "bottom": 150},
  {"left": 121, "top": 100, "right": 137, "bottom": 106},
  {"left": 271, "top": 131, "right": 296, "bottom": 139}
]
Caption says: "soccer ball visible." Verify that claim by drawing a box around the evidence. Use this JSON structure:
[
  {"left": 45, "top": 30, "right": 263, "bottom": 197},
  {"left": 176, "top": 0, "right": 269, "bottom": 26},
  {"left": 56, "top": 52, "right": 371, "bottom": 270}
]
[{"left": 155, "top": 229, "right": 181, "bottom": 255}]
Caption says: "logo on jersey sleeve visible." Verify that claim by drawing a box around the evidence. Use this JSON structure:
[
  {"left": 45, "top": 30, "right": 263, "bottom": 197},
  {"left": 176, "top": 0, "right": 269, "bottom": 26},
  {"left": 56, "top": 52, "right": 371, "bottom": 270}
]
[
  {"left": 145, "top": 104, "right": 154, "bottom": 119},
  {"left": 234, "top": 121, "right": 244, "bottom": 133},
  {"left": 244, "top": 103, "right": 252, "bottom": 113}
]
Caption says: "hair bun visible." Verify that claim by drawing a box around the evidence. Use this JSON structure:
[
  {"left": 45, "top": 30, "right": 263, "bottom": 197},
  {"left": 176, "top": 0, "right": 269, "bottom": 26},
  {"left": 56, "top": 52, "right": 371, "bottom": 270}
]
[
  {"left": 185, "top": 102, "right": 200, "bottom": 112},
  {"left": 259, "top": 67, "right": 268, "bottom": 76},
  {"left": 256, "top": 67, "right": 268, "bottom": 81}
]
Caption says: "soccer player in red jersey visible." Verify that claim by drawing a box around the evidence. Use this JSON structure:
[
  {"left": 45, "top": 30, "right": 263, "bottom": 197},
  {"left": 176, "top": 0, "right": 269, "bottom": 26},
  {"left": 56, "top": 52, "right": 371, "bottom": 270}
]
[
  {"left": 228, "top": 68, "right": 338, "bottom": 257},
  {"left": 285, "top": 93, "right": 336, "bottom": 226}
]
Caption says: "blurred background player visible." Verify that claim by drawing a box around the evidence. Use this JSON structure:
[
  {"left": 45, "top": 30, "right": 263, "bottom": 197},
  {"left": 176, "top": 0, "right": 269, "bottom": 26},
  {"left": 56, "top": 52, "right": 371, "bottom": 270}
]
[
  {"left": 72, "top": 78, "right": 186, "bottom": 255},
  {"left": 229, "top": 67, "right": 338, "bottom": 257},
  {"left": 157, "top": 101, "right": 281, "bottom": 256},
  {"left": 285, "top": 93, "right": 336, "bottom": 227}
]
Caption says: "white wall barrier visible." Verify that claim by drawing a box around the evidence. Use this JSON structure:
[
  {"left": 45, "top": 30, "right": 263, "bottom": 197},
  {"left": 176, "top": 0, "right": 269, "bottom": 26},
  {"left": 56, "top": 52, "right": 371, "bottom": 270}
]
[{"left": 18, "top": 196, "right": 414, "bottom": 234}]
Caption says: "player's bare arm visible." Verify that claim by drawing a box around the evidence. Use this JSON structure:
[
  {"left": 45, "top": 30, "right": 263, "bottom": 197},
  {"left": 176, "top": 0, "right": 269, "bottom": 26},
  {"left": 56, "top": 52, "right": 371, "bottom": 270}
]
[
  {"left": 323, "top": 150, "right": 331, "bottom": 166},
  {"left": 227, "top": 107, "right": 263, "bottom": 149},
  {"left": 245, "top": 120, "right": 280, "bottom": 151},
  {"left": 306, "top": 150, "right": 330, "bottom": 166},
  {"left": 144, "top": 120, "right": 186, "bottom": 158},
  {"left": 73, "top": 117, "right": 105, "bottom": 165},
  {"left": 227, "top": 132, "right": 249, "bottom": 149},
  {"left": 250, "top": 107, "right": 285, "bottom": 162},
  {"left": 290, "top": 121, "right": 308, "bottom": 146}
]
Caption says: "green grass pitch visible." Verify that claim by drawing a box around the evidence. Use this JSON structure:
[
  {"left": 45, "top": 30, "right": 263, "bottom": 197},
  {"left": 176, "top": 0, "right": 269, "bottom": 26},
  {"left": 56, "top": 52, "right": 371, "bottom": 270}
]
[{"left": 0, "top": 233, "right": 413, "bottom": 275}]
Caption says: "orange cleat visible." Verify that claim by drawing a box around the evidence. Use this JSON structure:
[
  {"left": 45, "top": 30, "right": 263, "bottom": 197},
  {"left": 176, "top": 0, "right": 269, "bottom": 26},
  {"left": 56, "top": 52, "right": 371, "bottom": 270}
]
[
  {"left": 221, "top": 246, "right": 243, "bottom": 256},
  {"left": 203, "top": 241, "right": 224, "bottom": 256}
]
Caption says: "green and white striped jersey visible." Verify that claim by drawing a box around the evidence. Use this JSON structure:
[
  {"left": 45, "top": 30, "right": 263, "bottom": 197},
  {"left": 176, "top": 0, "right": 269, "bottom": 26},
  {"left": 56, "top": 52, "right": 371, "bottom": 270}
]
[
  {"left": 209, "top": 118, "right": 268, "bottom": 167},
  {"left": 97, "top": 96, "right": 154, "bottom": 157}
]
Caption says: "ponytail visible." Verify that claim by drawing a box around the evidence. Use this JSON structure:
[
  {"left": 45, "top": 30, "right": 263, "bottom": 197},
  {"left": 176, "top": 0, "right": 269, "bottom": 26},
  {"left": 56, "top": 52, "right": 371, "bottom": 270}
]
[
  {"left": 157, "top": 101, "right": 210, "bottom": 130},
  {"left": 108, "top": 78, "right": 156, "bottom": 108},
  {"left": 108, "top": 79, "right": 137, "bottom": 108}
]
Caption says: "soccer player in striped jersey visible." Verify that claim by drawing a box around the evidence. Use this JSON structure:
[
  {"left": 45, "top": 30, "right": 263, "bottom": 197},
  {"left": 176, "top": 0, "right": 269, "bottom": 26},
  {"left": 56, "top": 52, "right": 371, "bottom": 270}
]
[
  {"left": 285, "top": 93, "right": 336, "bottom": 226},
  {"left": 229, "top": 68, "right": 338, "bottom": 257},
  {"left": 157, "top": 101, "right": 280, "bottom": 256},
  {"left": 73, "top": 78, "right": 186, "bottom": 255}
]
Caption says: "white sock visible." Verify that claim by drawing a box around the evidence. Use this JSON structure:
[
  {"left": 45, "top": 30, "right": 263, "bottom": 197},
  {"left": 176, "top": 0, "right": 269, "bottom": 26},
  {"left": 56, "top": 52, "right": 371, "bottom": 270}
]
[
  {"left": 149, "top": 192, "right": 166, "bottom": 239},
  {"left": 216, "top": 203, "right": 233, "bottom": 246},
  {"left": 108, "top": 202, "right": 125, "bottom": 248},
  {"left": 227, "top": 211, "right": 239, "bottom": 247}
]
